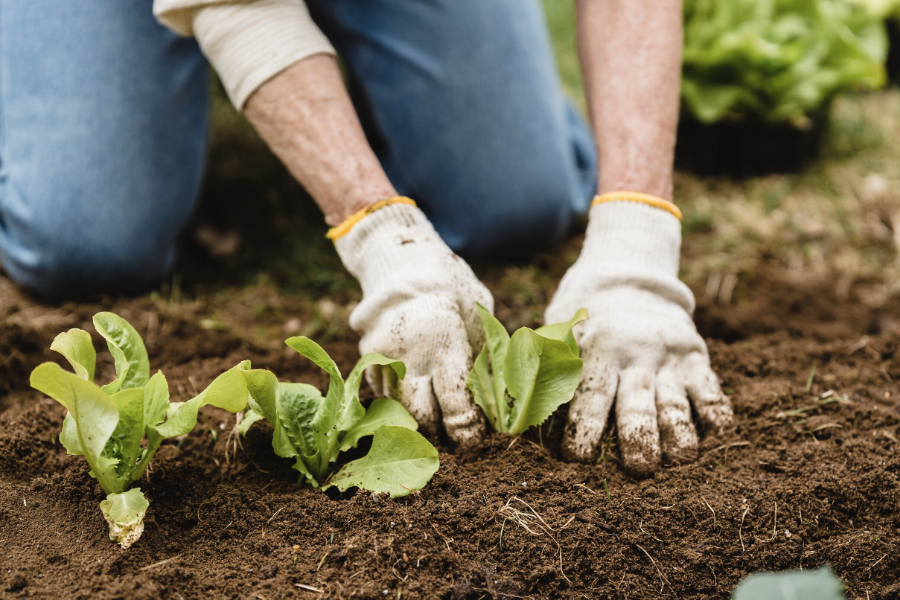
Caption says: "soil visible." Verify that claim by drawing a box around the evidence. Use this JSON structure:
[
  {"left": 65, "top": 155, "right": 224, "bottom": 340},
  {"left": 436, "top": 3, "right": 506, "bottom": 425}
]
[{"left": 1, "top": 269, "right": 899, "bottom": 600}]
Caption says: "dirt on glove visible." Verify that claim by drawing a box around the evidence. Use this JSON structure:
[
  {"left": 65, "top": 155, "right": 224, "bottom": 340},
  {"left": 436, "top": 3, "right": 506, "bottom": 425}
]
[{"left": 0, "top": 269, "right": 899, "bottom": 600}]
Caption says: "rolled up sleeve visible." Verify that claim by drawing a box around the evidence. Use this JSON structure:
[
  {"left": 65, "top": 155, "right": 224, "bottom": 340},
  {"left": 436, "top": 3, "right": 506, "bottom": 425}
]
[{"left": 154, "top": 0, "right": 336, "bottom": 109}]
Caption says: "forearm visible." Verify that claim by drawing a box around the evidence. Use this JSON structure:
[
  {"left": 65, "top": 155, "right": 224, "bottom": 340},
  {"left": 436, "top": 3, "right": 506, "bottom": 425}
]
[
  {"left": 576, "top": 0, "right": 682, "bottom": 201},
  {"left": 244, "top": 55, "right": 396, "bottom": 226}
]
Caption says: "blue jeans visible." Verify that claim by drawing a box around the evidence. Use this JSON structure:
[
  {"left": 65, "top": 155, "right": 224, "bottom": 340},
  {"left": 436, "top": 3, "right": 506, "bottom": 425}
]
[{"left": 0, "top": 0, "right": 596, "bottom": 299}]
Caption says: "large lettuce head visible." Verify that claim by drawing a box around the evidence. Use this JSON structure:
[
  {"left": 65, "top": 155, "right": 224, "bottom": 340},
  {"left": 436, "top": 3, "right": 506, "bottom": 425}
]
[{"left": 682, "top": 0, "right": 888, "bottom": 127}]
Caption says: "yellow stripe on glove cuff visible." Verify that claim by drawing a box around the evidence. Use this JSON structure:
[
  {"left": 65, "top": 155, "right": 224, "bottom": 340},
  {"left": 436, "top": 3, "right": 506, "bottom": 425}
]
[
  {"left": 592, "top": 191, "right": 682, "bottom": 221},
  {"left": 326, "top": 196, "right": 417, "bottom": 241}
]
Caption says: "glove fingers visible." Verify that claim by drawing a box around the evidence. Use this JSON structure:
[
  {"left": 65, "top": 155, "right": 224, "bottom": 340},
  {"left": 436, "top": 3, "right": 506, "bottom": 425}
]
[
  {"left": 655, "top": 369, "right": 698, "bottom": 465},
  {"left": 431, "top": 344, "right": 485, "bottom": 451},
  {"left": 615, "top": 367, "right": 661, "bottom": 477},
  {"left": 399, "top": 375, "right": 441, "bottom": 438},
  {"left": 562, "top": 358, "right": 617, "bottom": 462},
  {"left": 682, "top": 352, "right": 734, "bottom": 435}
]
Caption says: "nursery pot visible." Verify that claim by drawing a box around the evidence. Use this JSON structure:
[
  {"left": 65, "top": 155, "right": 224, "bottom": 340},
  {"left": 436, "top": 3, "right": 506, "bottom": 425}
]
[
  {"left": 888, "top": 18, "right": 900, "bottom": 86},
  {"left": 675, "top": 113, "right": 826, "bottom": 178}
]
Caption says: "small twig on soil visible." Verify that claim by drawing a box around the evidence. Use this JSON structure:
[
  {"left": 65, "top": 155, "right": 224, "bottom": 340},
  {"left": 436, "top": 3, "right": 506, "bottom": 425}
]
[
  {"left": 739, "top": 506, "right": 749, "bottom": 554},
  {"left": 497, "top": 497, "right": 572, "bottom": 584},
  {"left": 316, "top": 551, "right": 331, "bottom": 572},
  {"left": 811, "top": 423, "right": 843, "bottom": 432},
  {"left": 267, "top": 507, "right": 285, "bottom": 524},
  {"left": 639, "top": 520, "right": 664, "bottom": 543},
  {"left": 709, "top": 441, "right": 750, "bottom": 453},
  {"left": 430, "top": 523, "right": 454, "bottom": 553},
  {"left": 505, "top": 437, "right": 520, "bottom": 453},
  {"left": 867, "top": 553, "right": 888, "bottom": 571},
  {"left": 772, "top": 503, "right": 778, "bottom": 539},
  {"left": 392, "top": 559, "right": 409, "bottom": 582},
  {"left": 847, "top": 336, "right": 869, "bottom": 355},
  {"left": 701, "top": 496, "right": 717, "bottom": 529},
  {"left": 139, "top": 554, "right": 184, "bottom": 571},
  {"left": 634, "top": 543, "right": 671, "bottom": 591},
  {"left": 574, "top": 483, "right": 597, "bottom": 496},
  {"left": 295, "top": 583, "right": 324, "bottom": 593}
]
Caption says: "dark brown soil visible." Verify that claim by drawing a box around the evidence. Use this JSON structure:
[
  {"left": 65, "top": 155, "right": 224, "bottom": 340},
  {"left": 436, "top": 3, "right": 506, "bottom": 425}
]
[{"left": 1, "top": 270, "right": 899, "bottom": 600}]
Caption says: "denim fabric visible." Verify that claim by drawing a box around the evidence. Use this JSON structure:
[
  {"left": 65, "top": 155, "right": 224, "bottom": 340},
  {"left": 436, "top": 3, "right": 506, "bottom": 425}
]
[
  {"left": 0, "top": 0, "right": 209, "bottom": 298},
  {"left": 0, "top": 0, "right": 596, "bottom": 298}
]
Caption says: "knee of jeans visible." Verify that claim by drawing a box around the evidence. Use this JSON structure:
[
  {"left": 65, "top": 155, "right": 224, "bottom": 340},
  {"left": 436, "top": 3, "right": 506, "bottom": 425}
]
[
  {"left": 435, "top": 168, "right": 580, "bottom": 259},
  {"left": 2, "top": 227, "right": 175, "bottom": 301}
]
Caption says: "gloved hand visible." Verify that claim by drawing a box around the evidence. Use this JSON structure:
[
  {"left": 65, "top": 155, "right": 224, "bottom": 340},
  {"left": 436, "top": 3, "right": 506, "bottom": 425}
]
[
  {"left": 545, "top": 194, "right": 733, "bottom": 475},
  {"left": 333, "top": 198, "right": 492, "bottom": 449}
]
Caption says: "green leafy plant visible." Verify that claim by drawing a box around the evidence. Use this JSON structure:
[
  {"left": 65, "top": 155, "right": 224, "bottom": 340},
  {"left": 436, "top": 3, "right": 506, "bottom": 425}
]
[
  {"left": 732, "top": 567, "right": 845, "bottom": 600},
  {"left": 238, "top": 337, "right": 439, "bottom": 498},
  {"left": 466, "top": 304, "right": 587, "bottom": 435},
  {"left": 682, "top": 0, "right": 887, "bottom": 126},
  {"left": 849, "top": 0, "right": 900, "bottom": 20},
  {"left": 30, "top": 312, "right": 251, "bottom": 548}
]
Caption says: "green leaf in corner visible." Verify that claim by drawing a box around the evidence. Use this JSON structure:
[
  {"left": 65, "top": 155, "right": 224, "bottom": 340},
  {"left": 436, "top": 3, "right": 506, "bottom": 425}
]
[
  {"left": 327, "top": 426, "right": 439, "bottom": 498},
  {"left": 93, "top": 312, "right": 150, "bottom": 393},
  {"left": 732, "top": 567, "right": 845, "bottom": 600},
  {"left": 535, "top": 307, "right": 589, "bottom": 357},
  {"left": 504, "top": 329, "right": 583, "bottom": 435},
  {"left": 50, "top": 329, "right": 96, "bottom": 381}
]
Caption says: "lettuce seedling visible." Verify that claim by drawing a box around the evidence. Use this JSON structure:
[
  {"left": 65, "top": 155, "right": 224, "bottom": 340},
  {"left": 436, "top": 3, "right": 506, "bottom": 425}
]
[
  {"left": 30, "top": 312, "right": 251, "bottom": 548},
  {"left": 239, "top": 337, "right": 439, "bottom": 498},
  {"left": 466, "top": 304, "right": 587, "bottom": 435}
]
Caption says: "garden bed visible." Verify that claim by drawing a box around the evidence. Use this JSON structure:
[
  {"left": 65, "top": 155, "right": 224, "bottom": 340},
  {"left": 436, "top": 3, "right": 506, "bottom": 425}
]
[{"left": 1, "top": 268, "right": 899, "bottom": 600}]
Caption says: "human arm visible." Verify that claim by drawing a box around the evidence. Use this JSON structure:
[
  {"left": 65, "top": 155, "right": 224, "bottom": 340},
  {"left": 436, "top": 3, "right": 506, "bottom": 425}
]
[
  {"left": 153, "top": 1, "right": 492, "bottom": 447},
  {"left": 546, "top": 0, "right": 732, "bottom": 474}
]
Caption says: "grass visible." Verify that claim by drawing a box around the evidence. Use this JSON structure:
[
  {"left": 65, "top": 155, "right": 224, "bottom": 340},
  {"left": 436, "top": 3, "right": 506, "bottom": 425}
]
[{"left": 178, "top": 5, "right": 900, "bottom": 341}]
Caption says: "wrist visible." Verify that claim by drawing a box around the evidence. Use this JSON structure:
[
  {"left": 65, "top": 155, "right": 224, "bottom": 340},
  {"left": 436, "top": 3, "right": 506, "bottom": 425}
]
[
  {"left": 333, "top": 203, "right": 450, "bottom": 292},
  {"left": 324, "top": 184, "right": 398, "bottom": 227},
  {"left": 583, "top": 198, "right": 682, "bottom": 278}
]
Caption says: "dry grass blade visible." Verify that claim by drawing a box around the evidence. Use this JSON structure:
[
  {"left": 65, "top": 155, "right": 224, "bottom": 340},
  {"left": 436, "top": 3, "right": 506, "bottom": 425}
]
[
  {"left": 295, "top": 583, "right": 324, "bottom": 593},
  {"left": 634, "top": 543, "right": 672, "bottom": 591},
  {"left": 739, "top": 506, "right": 749, "bottom": 554},
  {"left": 139, "top": 554, "right": 184, "bottom": 571},
  {"left": 497, "top": 497, "right": 572, "bottom": 584}
]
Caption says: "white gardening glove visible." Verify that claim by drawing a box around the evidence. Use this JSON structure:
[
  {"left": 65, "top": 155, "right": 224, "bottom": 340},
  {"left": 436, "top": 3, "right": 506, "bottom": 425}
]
[
  {"left": 334, "top": 200, "right": 492, "bottom": 449},
  {"left": 545, "top": 196, "right": 733, "bottom": 475}
]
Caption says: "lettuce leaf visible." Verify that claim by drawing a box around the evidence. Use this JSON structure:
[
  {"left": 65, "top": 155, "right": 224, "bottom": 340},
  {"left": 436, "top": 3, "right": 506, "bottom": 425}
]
[
  {"left": 239, "top": 337, "right": 437, "bottom": 497},
  {"left": 682, "top": 0, "right": 887, "bottom": 125},
  {"left": 30, "top": 312, "right": 251, "bottom": 548},
  {"left": 467, "top": 304, "right": 586, "bottom": 435}
]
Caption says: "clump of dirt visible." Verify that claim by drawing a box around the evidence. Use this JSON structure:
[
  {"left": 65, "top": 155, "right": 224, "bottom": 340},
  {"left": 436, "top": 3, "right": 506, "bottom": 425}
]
[{"left": 1, "top": 272, "right": 899, "bottom": 599}]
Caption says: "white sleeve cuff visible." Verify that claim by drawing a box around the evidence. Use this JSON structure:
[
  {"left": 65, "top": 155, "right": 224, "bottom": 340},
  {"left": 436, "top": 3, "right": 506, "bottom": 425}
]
[{"left": 157, "top": 0, "right": 337, "bottom": 110}]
